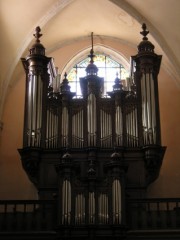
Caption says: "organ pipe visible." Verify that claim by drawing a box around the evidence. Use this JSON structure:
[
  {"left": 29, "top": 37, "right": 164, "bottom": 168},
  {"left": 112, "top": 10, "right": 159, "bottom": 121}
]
[
  {"left": 112, "top": 179, "right": 121, "bottom": 224},
  {"left": 100, "top": 108, "right": 112, "bottom": 147},
  {"left": 62, "top": 107, "right": 69, "bottom": 147},
  {"left": 87, "top": 93, "right": 96, "bottom": 146},
  {"left": 126, "top": 107, "right": 138, "bottom": 147},
  {"left": 89, "top": 192, "right": 95, "bottom": 224},
  {"left": 46, "top": 107, "right": 58, "bottom": 148},
  {"left": 115, "top": 105, "right": 123, "bottom": 146},
  {"left": 75, "top": 193, "right": 85, "bottom": 224},
  {"left": 27, "top": 75, "right": 43, "bottom": 147},
  {"left": 72, "top": 109, "right": 84, "bottom": 148},
  {"left": 141, "top": 73, "right": 156, "bottom": 145},
  {"left": 62, "top": 180, "right": 71, "bottom": 225},
  {"left": 98, "top": 193, "right": 108, "bottom": 224}
]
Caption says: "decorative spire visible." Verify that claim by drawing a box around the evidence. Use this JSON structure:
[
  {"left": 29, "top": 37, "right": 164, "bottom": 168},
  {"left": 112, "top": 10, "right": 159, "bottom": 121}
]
[
  {"left": 113, "top": 72, "right": 123, "bottom": 91},
  {"left": 89, "top": 32, "right": 94, "bottom": 64},
  {"left": 33, "top": 26, "right": 42, "bottom": 43},
  {"left": 86, "top": 32, "right": 98, "bottom": 75},
  {"left": 60, "top": 73, "right": 71, "bottom": 93},
  {"left": 137, "top": 23, "right": 154, "bottom": 54},
  {"left": 140, "top": 23, "right": 149, "bottom": 41},
  {"left": 29, "top": 26, "right": 45, "bottom": 55}
]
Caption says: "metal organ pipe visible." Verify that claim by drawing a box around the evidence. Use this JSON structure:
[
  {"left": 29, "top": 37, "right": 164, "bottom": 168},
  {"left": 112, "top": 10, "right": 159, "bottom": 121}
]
[
  {"left": 46, "top": 107, "right": 58, "bottom": 148},
  {"left": 46, "top": 108, "right": 49, "bottom": 148},
  {"left": 151, "top": 74, "right": 156, "bottom": 144},
  {"left": 89, "top": 192, "right": 95, "bottom": 224},
  {"left": 27, "top": 75, "right": 43, "bottom": 147},
  {"left": 112, "top": 179, "right": 121, "bottom": 224},
  {"left": 32, "top": 75, "right": 37, "bottom": 146},
  {"left": 62, "top": 107, "right": 69, "bottom": 147},
  {"left": 115, "top": 106, "right": 123, "bottom": 146},
  {"left": 100, "top": 108, "right": 112, "bottom": 148},
  {"left": 37, "top": 75, "right": 42, "bottom": 146},
  {"left": 98, "top": 194, "right": 108, "bottom": 224},
  {"left": 75, "top": 194, "right": 85, "bottom": 224},
  {"left": 27, "top": 75, "right": 32, "bottom": 146},
  {"left": 72, "top": 109, "right": 83, "bottom": 148},
  {"left": 62, "top": 180, "right": 71, "bottom": 225},
  {"left": 141, "top": 73, "right": 156, "bottom": 145},
  {"left": 126, "top": 105, "right": 138, "bottom": 147},
  {"left": 88, "top": 93, "right": 96, "bottom": 146}
]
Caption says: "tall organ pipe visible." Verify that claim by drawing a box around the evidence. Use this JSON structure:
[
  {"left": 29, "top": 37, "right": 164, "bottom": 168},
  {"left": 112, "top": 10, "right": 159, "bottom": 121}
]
[
  {"left": 27, "top": 75, "right": 43, "bottom": 147},
  {"left": 75, "top": 194, "right": 85, "bottom": 224},
  {"left": 98, "top": 193, "right": 108, "bottom": 224},
  {"left": 46, "top": 107, "right": 58, "bottom": 148},
  {"left": 62, "top": 180, "right": 71, "bottom": 225},
  {"left": 89, "top": 192, "right": 95, "bottom": 224},
  {"left": 112, "top": 179, "right": 121, "bottom": 224},
  {"left": 72, "top": 109, "right": 83, "bottom": 148},
  {"left": 88, "top": 93, "right": 96, "bottom": 146},
  {"left": 62, "top": 107, "right": 69, "bottom": 147},
  {"left": 100, "top": 108, "right": 112, "bottom": 148},
  {"left": 141, "top": 73, "right": 156, "bottom": 145},
  {"left": 115, "top": 106, "right": 123, "bottom": 146}
]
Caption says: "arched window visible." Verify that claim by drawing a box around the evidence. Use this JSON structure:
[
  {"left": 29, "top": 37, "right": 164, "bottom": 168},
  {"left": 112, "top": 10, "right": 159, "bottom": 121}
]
[{"left": 67, "top": 53, "right": 129, "bottom": 97}]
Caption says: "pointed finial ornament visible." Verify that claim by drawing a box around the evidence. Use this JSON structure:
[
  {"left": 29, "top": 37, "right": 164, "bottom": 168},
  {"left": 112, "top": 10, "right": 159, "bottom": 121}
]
[
  {"left": 64, "top": 72, "right": 67, "bottom": 79},
  {"left": 29, "top": 26, "right": 45, "bottom": 55},
  {"left": 140, "top": 23, "right": 149, "bottom": 41},
  {"left": 86, "top": 32, "right": 98, "bottom": 75},
  {"left": 113, "top": 72, "right": 123, "bottom": 91},
  {"left": 60, "top": 72, "right": 71, "bottom": 93},
  {"left": 138, "top": 23, "right": 154, "bottom": 54},
  {"left": 33, "top": 26, "right": 42, "bottom": 43},
  {"left": 91, "top": 32, "right": 94, "bottom": 52},
  {"left": 89, "top": 32, "right": 95, "bottom": 64}
]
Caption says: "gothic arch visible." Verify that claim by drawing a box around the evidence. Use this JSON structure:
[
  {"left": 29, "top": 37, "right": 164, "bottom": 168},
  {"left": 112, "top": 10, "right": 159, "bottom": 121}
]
[{"left": 61, "top": 44, "right": 130, "bottom": 81}]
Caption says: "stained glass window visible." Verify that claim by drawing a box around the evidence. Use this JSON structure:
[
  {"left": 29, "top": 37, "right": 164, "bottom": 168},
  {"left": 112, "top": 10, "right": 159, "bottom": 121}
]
[{"left": 67, "top": 54, "right": 129, "bottom": 97}]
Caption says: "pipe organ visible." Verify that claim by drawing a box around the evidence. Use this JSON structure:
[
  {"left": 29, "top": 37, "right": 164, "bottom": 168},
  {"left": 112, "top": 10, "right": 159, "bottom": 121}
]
[{"left": 19, "top": 25, "right": 166, "bottom": 238}]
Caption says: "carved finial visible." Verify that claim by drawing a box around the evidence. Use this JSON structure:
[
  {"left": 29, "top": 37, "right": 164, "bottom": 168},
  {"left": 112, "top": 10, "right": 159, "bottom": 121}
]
[
  {"left": 33, "top": 26, "right": 42, "bottom": 43},
  {"left": 113, "top": 72, "right": 123, "bottom": 91},
  {"left": 60, "top": 72, "right": 71, "bottom": 93},
  {"left": 140, "top": 23, "right": 149, "bottom": 41}
]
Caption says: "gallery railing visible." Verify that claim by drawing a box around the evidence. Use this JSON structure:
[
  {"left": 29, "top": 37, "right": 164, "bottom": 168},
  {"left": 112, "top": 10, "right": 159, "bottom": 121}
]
[
  {"left": 127, "top": 198, "right": 180, "bottom": 230},
  {"left": 1, "top": 198, "right": 180, "bottom": 232},
  {"left": 0, "top": 200, "right": 56, "bottom": 232}
]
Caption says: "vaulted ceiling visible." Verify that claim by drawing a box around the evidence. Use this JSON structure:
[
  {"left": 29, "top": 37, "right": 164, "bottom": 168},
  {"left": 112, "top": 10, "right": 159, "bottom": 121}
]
[{"left": 0, "top": 0, "right": 180, "bottom": 119}]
